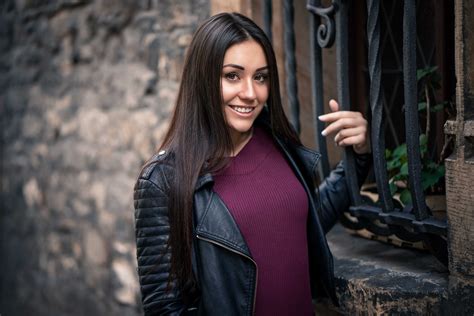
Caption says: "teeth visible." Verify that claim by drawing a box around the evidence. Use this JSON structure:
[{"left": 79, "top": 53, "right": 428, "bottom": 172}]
[{"left": 232, "top": 106, "right": 253, "bottom": 113}]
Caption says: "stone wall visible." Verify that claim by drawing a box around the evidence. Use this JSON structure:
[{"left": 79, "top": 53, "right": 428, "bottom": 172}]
[{"left": 0, "top": 1, "right": 209, "bottom": 315}]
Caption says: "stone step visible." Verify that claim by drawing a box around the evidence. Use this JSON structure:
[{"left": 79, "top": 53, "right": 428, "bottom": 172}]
[{"left": 319, "top": 224, "right": 449, "bottom": 315}]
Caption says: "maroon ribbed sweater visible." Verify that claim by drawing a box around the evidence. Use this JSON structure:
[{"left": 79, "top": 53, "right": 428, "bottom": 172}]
[{"left": 213, "top": 126, "right": 313, "bottom": 315}]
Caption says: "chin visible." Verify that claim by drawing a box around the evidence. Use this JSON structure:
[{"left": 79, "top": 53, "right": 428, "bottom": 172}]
[{"left": 228, "top": 124, "right": 254, "bottom": 135}]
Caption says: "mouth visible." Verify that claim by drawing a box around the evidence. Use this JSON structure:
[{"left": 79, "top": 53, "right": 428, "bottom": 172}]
[{"left": 228, "top": 105, "right": 255, "bottom": 114}]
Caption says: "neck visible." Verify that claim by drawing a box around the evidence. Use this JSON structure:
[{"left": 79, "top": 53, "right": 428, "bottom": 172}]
[{"left": 230, "top": 128, "right": 254, "bottom": 157}]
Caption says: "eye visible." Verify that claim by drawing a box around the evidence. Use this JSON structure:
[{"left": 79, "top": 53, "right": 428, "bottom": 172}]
[
  {"left": 254, "top": 73, "right": 268, "bottom": 84},
  {"left": 224, "top": 72, "right": 240, "bottom": 81}
]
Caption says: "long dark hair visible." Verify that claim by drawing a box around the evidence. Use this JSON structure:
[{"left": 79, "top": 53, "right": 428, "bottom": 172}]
[{"left": 159, "top": 12, "right": 300, "bottom": 291}]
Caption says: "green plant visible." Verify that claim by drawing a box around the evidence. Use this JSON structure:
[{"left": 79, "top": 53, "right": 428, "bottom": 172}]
[
  {"left": 384, "top": 66, "right": 449, "bottom": 206},
  {"left": 385, "top": 134, "right": 445, "bottom": 205}
]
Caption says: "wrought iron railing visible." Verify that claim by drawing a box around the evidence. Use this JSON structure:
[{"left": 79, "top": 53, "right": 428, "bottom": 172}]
[{"left": 264, "top": 0, "right": 448, "bottom": 265}]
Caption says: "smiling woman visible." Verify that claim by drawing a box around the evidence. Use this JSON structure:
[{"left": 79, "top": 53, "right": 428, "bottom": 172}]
[
  {"left": 221, "top": 40, "right": 269, "bottom": 155},
  {"left": 133, "top": 12, "right": 372, "bottom": 316}
]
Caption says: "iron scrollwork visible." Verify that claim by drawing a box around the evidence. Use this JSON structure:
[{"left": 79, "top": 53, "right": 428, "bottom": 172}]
[
  {"left": 304, "top": 0, "right": 448, "bottom": 266},
  {"left": 306, "top": 1, "right": 337, "bottom": 48}
]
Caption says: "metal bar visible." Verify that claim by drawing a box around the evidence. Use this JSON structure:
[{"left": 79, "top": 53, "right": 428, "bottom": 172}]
[
  {"left": 403, "top": 0, "right": 428, "bottom": 220},
  {"left": 263, "top": 0, "right": 272, "bottom": 42},
  {"left": 382, "top": 78, "right": 402, "bottom": 147},
  {"left": 366, "top": 0, "right": 394, "bottom": 212},
  {"left": 308, "top": 0, "right": 330, "bottom": 178},
  {"left": 306, "top": 1, "right": 336, "bottom": 48},
  {"left": 349, "top": 205, "right": 447, "bottom": 236},
  {"left": 283, "top": 0, "right": 301, "bottom": 134},
  {"left": 335, "top": 0, "right": 361, "bottom": 205}
]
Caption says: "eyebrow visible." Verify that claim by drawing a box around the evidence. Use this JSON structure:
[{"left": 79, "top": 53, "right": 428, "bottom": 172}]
[{"left": 223, "top": 64, "right": 269, "bottom": 72}]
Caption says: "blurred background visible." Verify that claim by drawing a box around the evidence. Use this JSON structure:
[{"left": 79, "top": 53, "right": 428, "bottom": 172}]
[{"left": 0, "top": 1, "right": 209, "bottom": 314}]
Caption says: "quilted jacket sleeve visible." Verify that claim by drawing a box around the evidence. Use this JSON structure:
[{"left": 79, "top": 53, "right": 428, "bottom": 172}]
[
  {"left": 317, "top": 153, "right": 372, "bottom": 234},
  {"left": 134, "top": 171, "right": 187, "bottom": 316}
]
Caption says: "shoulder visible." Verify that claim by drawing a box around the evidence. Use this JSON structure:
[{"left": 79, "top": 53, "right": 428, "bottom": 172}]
[
  {"left": 270, "top": 130, "right": 321, "bottom": 176},
  {"left": 135, "top": 149, "right": 176, "bottom": 193},
  {"left": 293, "top": 145, "right": 321, "bottom": 175}
]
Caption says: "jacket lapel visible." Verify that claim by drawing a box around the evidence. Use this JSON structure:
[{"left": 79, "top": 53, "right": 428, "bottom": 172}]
[
  {"left": 256, "top": 108, "right": 321, "bottom": 177},
  {"left": 193, "top": 174, "right": 252, "bottom": 258},
  {"left": 293, "top": 145, "right": 321, "bottom": 177}
]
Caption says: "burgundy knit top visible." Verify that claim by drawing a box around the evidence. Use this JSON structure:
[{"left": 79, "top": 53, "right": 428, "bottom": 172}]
[{"left": 213, "top": 126, "right": 313, "bottom": 315}]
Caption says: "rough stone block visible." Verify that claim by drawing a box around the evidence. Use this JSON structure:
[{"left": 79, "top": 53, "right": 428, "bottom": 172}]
[
  {"left": 327, "top": 225, "right": 449, "bottom": 315},
  {"left": 445, "top": 159, "right": 474, "bottom": 277}
]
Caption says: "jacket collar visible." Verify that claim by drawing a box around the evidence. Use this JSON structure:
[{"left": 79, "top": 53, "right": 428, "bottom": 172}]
[
  {"left": 195, "top": 172, "right": 213, "bottom": 191},
  {"left": 256, "top": 107, "right": 321, "bottom": 176},
  {"left": 192, "top": 109, "right": 271, "bottom": 192},
  {"left": 293, "top": 145, "right": 321, "bottom": 176}
]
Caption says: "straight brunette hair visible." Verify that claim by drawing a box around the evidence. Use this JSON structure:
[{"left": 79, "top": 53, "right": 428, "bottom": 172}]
[{"left": 158, "top": 12, "right": 300, "bottom": 292}]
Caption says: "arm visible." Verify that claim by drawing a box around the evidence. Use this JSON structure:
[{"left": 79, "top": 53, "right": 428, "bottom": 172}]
[
  {"left": 317, "top": 99, "right": 372, "bottom": 233},
  {"left": 317, "top": 153, "right": 372, "bottom": 234},
  {"left": 134, "top": 174, "right": 187, "bottom": 316}
]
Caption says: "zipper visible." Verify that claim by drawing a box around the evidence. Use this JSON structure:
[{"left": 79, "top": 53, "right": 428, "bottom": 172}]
[{"left": 196, "top": 234, "right": 258, "bottom": 315}]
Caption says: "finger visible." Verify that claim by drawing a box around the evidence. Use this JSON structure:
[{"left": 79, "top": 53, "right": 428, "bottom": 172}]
[
  {"left": 321, "top": 117, "right": 359, "bottom": 136},
  {"left": 334, "top": 127, "right": 366, "bottom": 143},
  {"left": 329, "top": 99, "right": 339, "bottom": 112},
  {"left": 337, "top": 134, "right": 366, "bottom": 147},
  {"left": 318, "top": 110, "right": 363, "bottom": 122}
]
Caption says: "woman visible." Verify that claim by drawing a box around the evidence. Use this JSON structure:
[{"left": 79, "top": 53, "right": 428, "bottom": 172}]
[{"left": 134, "top": 12, "right": 371, "bottom": 315}]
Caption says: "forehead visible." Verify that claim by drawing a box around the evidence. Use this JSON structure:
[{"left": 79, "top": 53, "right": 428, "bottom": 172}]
[{"left": 223, "top": 40, "right": 268, "bottom": 67}]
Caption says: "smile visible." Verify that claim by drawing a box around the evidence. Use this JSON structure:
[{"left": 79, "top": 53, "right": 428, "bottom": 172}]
[{"left": 229, "top": 105, "right": 255, "bottom": 114}]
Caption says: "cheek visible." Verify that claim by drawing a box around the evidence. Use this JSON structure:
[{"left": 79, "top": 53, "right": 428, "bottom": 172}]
[{"left": 221, "top": 82, "right": 237, "bottom": 103}]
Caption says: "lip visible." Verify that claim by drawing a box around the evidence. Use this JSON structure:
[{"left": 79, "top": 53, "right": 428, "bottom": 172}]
[{"left": 228, "top": 104, "right": 256, "bottom": 116}]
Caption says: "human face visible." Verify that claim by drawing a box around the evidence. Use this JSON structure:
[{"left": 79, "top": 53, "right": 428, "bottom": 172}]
[{"left": 221, "top": 40, "right": 269, "bottom": 147}]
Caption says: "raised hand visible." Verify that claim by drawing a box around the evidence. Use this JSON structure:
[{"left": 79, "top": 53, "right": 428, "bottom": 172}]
[{"left": 318, "top": 99, "right": 371, "bottom": 154}]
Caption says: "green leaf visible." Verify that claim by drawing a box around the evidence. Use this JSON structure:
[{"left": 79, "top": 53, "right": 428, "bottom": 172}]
[
  {"left": 393, "top": 144, "right": 407, "bottom": 159},
  {"left": 419, "top": 134, "right": 428, "bottom": 146},
  {"left": 429, "top": 65, "right": 438, "bottom": 73},
  {"left": 436, "top": 164, "right": 445, "bottom": 177},
  {"left": 387, "top": 158, "right": 401, "bottom": 171},
  {"left": 417, "top": 66, "right": 438, "bottom": 81},
  {"left": 400, "top": 162, "right": 409, "bottom": 176},
  {"left": 426, "top": 161, "right": 438, "bottom": 170},
  {"left": 389, "top": 181, "right": 397, "bottom": 196},
  {"left": 400, "top": 189, "right": 412, "bottom": 205},
  {"left": 418, "top": 102, "right": 427, "bottom": 111},
  {"left": 417, "top": 69, "right": 429, "bottom": 81},
  {"left": 392, "top": 174, "right": 407, "bottom": 182},
  {"left": 430, "top": 102, "right": 446, "bottom": 113},
  {"left": 421, "top": 170, "right": 443, "bottom": 190},
  {"left": 419, "top": 134, "right": 428, "bottom": 156}
]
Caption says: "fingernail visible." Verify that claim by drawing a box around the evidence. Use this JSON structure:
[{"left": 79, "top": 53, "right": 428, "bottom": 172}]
[{"left": 321, "top": 130, "right": 327, "bottom": 136}]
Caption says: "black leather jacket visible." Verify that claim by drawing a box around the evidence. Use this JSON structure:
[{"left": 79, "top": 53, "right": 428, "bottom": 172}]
[{"left": 134, "top": 124, "right": 371, "bottom": 316}]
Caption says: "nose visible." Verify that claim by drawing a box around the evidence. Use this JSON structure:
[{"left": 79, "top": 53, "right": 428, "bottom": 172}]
[{"left": 239, "top": 78, "right": 256, "bottom": 101}]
